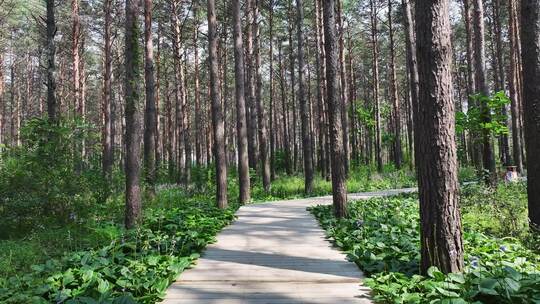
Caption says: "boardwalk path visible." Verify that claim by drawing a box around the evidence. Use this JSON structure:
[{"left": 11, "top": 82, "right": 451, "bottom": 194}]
[{"left": 163, "top": 188, "right": 416, "bottom": 304}]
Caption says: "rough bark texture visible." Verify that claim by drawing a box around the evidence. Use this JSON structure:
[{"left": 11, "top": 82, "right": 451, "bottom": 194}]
[
  {"left": 288, "top": 0, "right": 298, "bottom": 172},
  {"left": 102, "top": 0, "right": 113, "bottom": 178},
  {"left": 254, "top": 0, "right": 271, "bottom": 192},
  {"left": 0, "top": 54, "right": 3, "bottom": 146},
  {"left": 71, "top": 0, "right": 81, "bottom": 115},
  {"left": 269, "top": 0, "right": 276, "bottom": 180},
  {"left": 520, "top": 0, "right": 540, "bottom": 228},
  {"left": 246, "top": 0, "right": 258, "bottom": 170},
  {"left": 370, "top": 0, "right": 383, "bottom": 172},
  {"left": 46, "top": 0, "right": 57, "bottom": 121},
  {"left": 207, "top": 0, "right": 228, "bottom": 209},
  {"left": 508, "top": 0, "right": 524, "bottom": 172},
  {"left": 415, "top": 0, "right": 464, "bottom": 274},
  {"left": 464, "top": 0, "right": 482, "bottom": 168},
  {"left": 278, "top": 43, "right": 292, "bottom": 175},
  {"left": 323, "top": 0, "right": 347, "bottom": 218},
  {"left": 402, "top": 0, "right": 419, "bottom": 169},
  {"left": 143, "top": 0, "right": 157, "bottom": 194},
  {"left": 194, "top": 9, "right": 202, "bottom": 168},
  {"left": 388, "top": 0, "right": 402, "bottom": 169},
  {"left": 232, "top": 0, "right": 251, "bottom": 204},
  {"left": 296, "top": 0, "right": 314, "bottom": 194},
  {"left": 337, "top": 0, "right": 350, "bottom": 174},
  {"left": 124, "top": 0, "right": 143, "bottom": 229}
]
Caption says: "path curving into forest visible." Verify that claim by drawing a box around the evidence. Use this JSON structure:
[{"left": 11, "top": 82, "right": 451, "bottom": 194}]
[{"left": 162, "top": 188, "right": 416, "bottom": 304}]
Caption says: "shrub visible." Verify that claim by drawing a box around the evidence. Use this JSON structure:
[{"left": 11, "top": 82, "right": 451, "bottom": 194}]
[{"left": 0, "top": 117, "right": 104, "bottom": 234}]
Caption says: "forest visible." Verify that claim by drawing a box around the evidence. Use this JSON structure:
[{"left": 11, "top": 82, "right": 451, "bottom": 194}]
[{"left": 0, "top": 0, "right": 539, "bottom": 303}]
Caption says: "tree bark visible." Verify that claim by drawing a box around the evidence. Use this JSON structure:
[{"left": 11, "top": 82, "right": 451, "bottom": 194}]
[
  {"left": 520, "top": 0, "right": 540, "bottom": 228},
  {"left": 415, "top": 0, "right": 464, "bottom": 274},
  {"left": 143, "top": 0, "right": 157, "bottom": 194},
  {"left": 194, "top": 7, "right": 202, "bottom": 168},
  {"left": 46, "top": 0, "right": 57, "bottom": 121},
  {"left": 288, "top": 0, "right": 298, "bottom": 172},
  {"left": 254, "top": 0, "right": 271, "bottom": 192},
  {"left": 0, "top": 54, "right": 3, "bottom": 147},
  {"left": 269, "top": 0, "right": 276, "bottom": 180},
  {"left": 323, "top": 0, "right": 347, "bottom": 218},
  {"left": 124, "top": 0, "right": 143, "bottom": 229},
  {"left": 278, "top": 43, "right": 292, "bottom": 175},
  {"left": 388, "top": 0, "right": 402, "bottom": 169},
  {"left": 296, "top": 0, "right": 314, "bottom": 194},
  {"left": 232, "top": 0, "right": 251, "bottom": 204},
  {"left": 491, "top": 0, "right": 510, "bottom": 165},
  {"left": 508, "top": 0, "right": 524, "bottom": 172},
  {"left": 245, "top": 0, "right": 258, "bottom": 170},
  {"left": 472, "top": 0, "right": 496, "bottom": 181},
  {"left": 71, "top": 0, "right": 81, "bottom": 117},
  {"left": 337, "top": 0, "right": 350, "bottom": 174},
  {"left": 102, "top": 0, "right": 114, "bottom": 179},
  {"left": 402, "top": 0, "right": 419, "bottom": 170},
  {"left": 207, "top": 0, "right": 228, "bottom": 209},
  {"left": 370, "top": 0, "right": 383, "bottom": 172}
]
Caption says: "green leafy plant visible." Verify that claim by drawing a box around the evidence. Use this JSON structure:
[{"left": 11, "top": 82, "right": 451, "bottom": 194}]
[
  {"left": 309, "top": 191, "right": 540, "bottom": 303},
  {"left": 0, "top": 188, "right": 237, "bottom": 303},
  {"left": 456, "top": 91, "right": 510, "bottom": 137}
]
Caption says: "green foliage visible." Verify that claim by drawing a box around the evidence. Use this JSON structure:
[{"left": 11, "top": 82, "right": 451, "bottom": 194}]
[
  {"left": 456, "top": 91, "right": 510, "bottom": 136},
  {"left": 0, "top": 117, "right": 105, "bottom": 234},
  {"left": 461, "top": 182, "right": 529, "bottom": 239},
  {"left": 355, "top": 102, "right": 376, "bottom": 129},
  {"left": 309, "top": 190, "right": 540, "bottom": 303},
  {"left": 0, "top": 188, "right": 237, "bottom": 303}
]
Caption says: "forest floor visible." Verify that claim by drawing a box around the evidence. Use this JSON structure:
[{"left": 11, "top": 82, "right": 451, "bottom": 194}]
[{"left": 162, "top": 188, "right": 415, "bottom": 304}]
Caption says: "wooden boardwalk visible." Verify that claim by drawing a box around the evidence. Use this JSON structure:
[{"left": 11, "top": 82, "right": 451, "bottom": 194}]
[{"left": 163, "top": 188, "right": 416, "bottom": 304}]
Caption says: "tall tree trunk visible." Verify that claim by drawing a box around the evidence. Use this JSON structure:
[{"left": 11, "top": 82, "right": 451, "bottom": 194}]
[
  {"left": 233, "top": 0, "right": 251, "bottom": 204},
  {"left": 337, "top": 0, "right": 350, "bottom": 174},
  {"left": 71, "top": 0, "right": 81, "bottom": 116},
  {"left": 520, "top": 0, "right": 540, "bottom": 228},
  {"left": 254, "top": 0, "right": 271, "bottom": 192},
  {"left": 170, "top": 0, "right": 183, "bottom": 181},
  {"left": 155, "top": 22, "right": 162, "bottom": 168},
  {"left": 415, "top": 0, "right": 464, "bottom": 274},
  {"left": 46, "top": 0, "right": 57, "bottom": 121},
  {"left": 315, "top": 0, "right": 329, "bottom": 178},
  {"left": 245, "top": 0, "right": 258, "bottom": 169},
  {"left": 102, "top": 0, "right": 114, "bottom": 178},
  {"left": 269, "top": 0, "right": 276, "bottom": 180},
  {"left": 0, "top": 54, "right": 3, "bottom": 147},
  {"left": 323, "top": 0, "right": 347, "bottom": 218},
  {"left": 288, "top": 0, "right": 298, "bottom": 172},
  {"left": 370, "top": 0, "right": 383, "bottom": 172},
  {"left": 508, "top": 0, "right": 524, "bottom": 172},
  {"left": 124, "top": 0, "right": 143, "bottom": 229},
  {"left": 296, "top": 0, "right": 314, "bottom": 194},
  {"left": 207, "top": 0, "right": 228, "bottom": 209},
  {"left": 464, "top": 0, "right": 482, "bottom": 168},
  {"left": 402, "top": 0, "right": 418, "bottom": 170},
  {"left": 143, "top": 0, "right": 157, "bottom": 194},
  {"left": 278, "top": 43, "right": 292, "bottom": 175},
  {"left": 472, "top": 0, "right": 496, "bottom": 182},
  {"left": 388, "top": 0, "right": 402, "bottom": 169},
  {"left": 194, "top": 8, "right": 202, "bottom": 168},
  {"left": 491, "top": 0, "right": 510, "bottom": 165}
]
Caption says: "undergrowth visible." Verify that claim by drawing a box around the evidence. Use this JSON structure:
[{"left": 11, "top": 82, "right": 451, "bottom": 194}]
[
  {"left": 309, "top": 184, "right": 540, "bottom": 303},
  {"left": 0, "top": 188, "right": 237, "bottom": 303}
]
